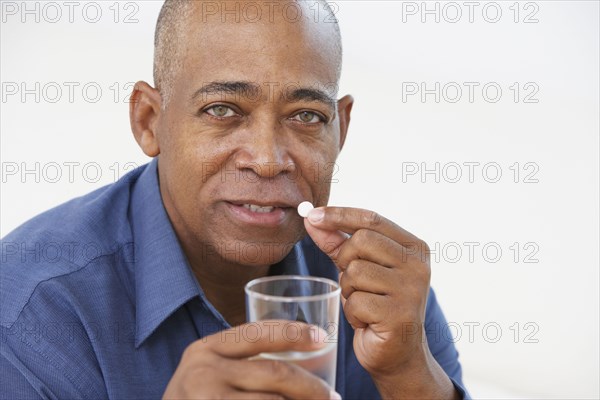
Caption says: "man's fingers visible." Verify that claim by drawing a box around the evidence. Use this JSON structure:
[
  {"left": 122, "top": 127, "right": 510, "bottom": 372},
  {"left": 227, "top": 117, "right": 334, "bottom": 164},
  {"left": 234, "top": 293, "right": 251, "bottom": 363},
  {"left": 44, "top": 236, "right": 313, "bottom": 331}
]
[
  {"left": 344, "top": 291, "right": 390, "bottom": 329},
  {"left": 227, "top": 358, "right": 334, "bottom": 400},
  {"left": 304, "top": 217, "right": 348, "bottom": 261},
  {"left": 224, "top": 390, "right": 285, "bottom": 400},
  {"left": 307, "top": 207, "right": 425, "bottom": 249},
  {"left": 305, "top": 207, "right": 430, "bottom": 270},
  {"left": 167, "top": 323, "right": 340, "bottom": 400},
  {"left": 336, "top": 229, "right": 411, "bottom": 270},
  {"left": 339, "top": 259, "right": 396, "bottom": 299},
  {"left": 201, "top": 321, "right": 325, "bottom": 359}
]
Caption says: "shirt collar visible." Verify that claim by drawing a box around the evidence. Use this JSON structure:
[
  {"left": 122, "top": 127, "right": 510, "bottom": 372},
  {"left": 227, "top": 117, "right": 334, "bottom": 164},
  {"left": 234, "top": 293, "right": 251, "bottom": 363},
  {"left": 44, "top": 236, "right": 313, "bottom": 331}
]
[
  {"left": 130, "top": 158, "right": 201, "bottom": 348},
  {"left": 268, "top": 242, "right": 310, "bottom": 276}
]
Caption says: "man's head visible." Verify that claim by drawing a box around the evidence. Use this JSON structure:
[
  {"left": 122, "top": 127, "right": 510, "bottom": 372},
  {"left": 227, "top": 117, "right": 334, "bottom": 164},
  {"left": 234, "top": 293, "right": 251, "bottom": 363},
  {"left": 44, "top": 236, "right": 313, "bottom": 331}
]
[{"left": 130, "top": 0, "right": 353, "bottom": 270}]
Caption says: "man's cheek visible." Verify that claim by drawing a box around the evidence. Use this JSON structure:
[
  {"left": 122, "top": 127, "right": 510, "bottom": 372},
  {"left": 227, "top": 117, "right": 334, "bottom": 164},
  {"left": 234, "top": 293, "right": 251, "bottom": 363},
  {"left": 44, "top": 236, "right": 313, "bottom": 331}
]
[{"left": 201, "top": 162, "right": 219, "bottom": 183}]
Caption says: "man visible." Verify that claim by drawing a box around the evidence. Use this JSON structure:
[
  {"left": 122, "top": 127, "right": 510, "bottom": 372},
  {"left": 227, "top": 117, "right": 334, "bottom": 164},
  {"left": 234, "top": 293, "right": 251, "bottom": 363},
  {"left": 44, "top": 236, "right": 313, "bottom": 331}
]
[{"left": 1, "top": 1, "right": 469, "bottom": 398}]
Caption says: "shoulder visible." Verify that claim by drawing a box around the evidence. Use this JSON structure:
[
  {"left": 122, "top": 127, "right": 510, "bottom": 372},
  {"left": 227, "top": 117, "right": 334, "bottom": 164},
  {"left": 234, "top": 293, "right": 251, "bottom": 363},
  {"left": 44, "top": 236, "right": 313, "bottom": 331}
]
[{"left": 0, "top": 163, "right": 147, "bottom": 328}]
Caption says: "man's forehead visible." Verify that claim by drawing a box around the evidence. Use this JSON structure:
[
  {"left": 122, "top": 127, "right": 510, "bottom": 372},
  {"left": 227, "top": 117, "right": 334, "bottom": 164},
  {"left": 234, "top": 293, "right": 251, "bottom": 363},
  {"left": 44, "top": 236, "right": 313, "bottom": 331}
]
[
  {"left": 177, "top": 7, "right": 339, "bottom": 81},
  {"left": 186, "top": 0, "right": 327, "bottom": 23},
  {"left": 182, "top": 1, "right": 339, "bottom": 50}
]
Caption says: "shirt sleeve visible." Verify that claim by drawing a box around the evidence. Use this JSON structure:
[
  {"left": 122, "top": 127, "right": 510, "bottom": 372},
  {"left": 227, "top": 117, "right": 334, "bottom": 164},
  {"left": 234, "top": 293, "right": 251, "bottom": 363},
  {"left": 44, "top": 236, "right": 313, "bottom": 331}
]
[
  {"left": 0, "top": 353, "right": 42, "bottom": 400},
  {"left": 0, "top": 327, "right": 97, "bottom": 400},
  {"left": 0, "top": 287, "right": 109, "bottom": 400},
  {"left": 425, "top": 288, "right": 471, "bottom": 399}
]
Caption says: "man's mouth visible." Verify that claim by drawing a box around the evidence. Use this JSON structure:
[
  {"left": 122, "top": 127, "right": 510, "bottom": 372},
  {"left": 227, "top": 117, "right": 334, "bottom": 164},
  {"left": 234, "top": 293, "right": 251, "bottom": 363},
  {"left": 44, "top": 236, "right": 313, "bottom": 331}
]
[
  {"left": 241, "top": 204, "right": 276, "bottom": 213},
  {"left": 224, "top": 200, "right": 297, "bottom": 227}
]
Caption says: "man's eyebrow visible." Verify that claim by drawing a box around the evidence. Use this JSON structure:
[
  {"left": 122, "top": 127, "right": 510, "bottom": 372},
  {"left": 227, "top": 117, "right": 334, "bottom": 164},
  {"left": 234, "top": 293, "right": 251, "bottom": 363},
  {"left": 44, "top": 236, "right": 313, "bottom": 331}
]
[
  {"left": 190, "top": 81, "right": 337, "bottom": 107},
  {"left": 191, "top": 81, "right": 260, "bottom": 101},
  {"left": 285, "top": 88, "right": 337, "bottom": 108}
]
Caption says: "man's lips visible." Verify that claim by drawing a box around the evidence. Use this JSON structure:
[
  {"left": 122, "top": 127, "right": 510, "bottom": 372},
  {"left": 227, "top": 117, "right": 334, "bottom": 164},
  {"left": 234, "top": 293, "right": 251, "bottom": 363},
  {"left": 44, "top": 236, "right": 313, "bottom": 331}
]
[
  {"left": 223, "top": 200, "right": 296, "bottom": 227},
  {"left": 227, "top": 200, "right": 296, "bottom": 209}
]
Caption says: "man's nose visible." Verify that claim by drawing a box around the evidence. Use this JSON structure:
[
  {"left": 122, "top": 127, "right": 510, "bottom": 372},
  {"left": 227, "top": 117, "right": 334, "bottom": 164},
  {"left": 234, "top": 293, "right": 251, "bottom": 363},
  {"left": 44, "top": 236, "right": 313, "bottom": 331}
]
[{"left": 234, "top": 117, "right": 296, "bottom": 179}]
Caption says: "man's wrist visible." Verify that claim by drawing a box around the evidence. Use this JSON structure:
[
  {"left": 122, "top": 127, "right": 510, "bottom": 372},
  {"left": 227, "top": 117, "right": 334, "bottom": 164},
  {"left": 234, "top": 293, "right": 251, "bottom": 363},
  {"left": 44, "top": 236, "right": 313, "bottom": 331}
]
[{"left": 371, "top": 342, "right": 461, "bottom": 400}]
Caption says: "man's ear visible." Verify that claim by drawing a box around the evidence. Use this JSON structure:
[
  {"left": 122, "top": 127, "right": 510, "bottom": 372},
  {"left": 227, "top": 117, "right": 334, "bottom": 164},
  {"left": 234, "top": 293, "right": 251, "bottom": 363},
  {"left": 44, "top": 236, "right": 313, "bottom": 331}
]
[
  {"left": 130, "top": 81, "right": 162, "bottom": 157},
  {"left": 337, "top": 95, "right": 354, "bottom": 151}
]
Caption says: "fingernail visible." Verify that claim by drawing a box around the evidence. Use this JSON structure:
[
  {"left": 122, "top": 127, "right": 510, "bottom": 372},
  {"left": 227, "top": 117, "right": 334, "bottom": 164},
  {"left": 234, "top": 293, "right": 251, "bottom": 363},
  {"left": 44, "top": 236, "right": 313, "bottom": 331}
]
[
  {"left": 330, "top": 389, "right": 342, "bottom": 400},
  {"left": 308, "top": 208, "right": 324, "bottom": 223}
]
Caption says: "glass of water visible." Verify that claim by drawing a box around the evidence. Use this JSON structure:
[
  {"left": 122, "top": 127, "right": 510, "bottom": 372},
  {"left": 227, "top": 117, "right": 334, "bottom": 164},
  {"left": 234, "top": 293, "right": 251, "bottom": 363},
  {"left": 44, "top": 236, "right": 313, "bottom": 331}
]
[{"left": 245, "top": 275, "right": 341, "bottom": 387}]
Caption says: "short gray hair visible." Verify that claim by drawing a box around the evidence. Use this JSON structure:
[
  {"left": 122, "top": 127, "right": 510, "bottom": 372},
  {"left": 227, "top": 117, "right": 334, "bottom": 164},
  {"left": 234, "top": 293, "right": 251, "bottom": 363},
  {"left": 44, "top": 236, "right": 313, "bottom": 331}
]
[{"left": 153, "top": 0, "right": 195, "bottom": 107}]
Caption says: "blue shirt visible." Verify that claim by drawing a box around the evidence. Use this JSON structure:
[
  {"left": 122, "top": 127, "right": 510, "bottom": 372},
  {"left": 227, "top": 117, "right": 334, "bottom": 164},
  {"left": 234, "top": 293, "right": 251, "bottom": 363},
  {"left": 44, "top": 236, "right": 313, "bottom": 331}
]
[{"left": 1, "top": 159, "right": 469, "bottom": 399}]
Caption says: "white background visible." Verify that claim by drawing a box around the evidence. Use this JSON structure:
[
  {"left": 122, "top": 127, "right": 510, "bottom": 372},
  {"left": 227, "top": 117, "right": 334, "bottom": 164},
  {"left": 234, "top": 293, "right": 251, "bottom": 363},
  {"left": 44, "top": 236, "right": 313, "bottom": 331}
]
[{"left": 1, "top": 1, "right": 598, "bottom": 398}]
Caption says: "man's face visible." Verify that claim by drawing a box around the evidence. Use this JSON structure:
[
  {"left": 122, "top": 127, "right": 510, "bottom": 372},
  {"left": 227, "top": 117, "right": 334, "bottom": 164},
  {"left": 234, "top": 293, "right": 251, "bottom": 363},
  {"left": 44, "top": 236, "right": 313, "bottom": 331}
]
[{"left": 154, "top": 3, "right": 350, "bottom": 268}]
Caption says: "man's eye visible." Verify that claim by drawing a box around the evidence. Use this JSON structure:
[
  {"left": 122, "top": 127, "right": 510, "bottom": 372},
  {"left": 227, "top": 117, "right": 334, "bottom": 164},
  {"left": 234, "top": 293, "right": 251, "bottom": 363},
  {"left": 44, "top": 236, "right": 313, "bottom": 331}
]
[
  {"left": 205, "top": 105, "right": 237, "bottom": 118},
  {"left": 292, "top": 111, "right": 324, "bottom": 124}
]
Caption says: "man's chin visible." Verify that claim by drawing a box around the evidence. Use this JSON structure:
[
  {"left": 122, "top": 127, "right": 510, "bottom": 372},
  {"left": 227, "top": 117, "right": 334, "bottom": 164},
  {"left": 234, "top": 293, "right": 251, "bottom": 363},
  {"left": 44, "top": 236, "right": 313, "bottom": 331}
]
[{"left": 203, "top": 239, "right": 299, "bottom": 267}]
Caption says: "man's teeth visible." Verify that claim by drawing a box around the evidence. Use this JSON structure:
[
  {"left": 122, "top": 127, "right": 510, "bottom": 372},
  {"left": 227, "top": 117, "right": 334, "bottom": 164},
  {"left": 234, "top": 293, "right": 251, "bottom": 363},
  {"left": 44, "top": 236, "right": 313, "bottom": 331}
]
[{"left": 242, "top": 204, "right": 276, "bottom": 213}]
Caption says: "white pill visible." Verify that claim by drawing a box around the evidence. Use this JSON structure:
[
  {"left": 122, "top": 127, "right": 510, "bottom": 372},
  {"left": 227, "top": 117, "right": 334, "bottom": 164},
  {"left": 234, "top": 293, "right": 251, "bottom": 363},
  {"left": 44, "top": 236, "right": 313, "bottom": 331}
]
[{"left": 297, "top": 201, "right": 314, "bottom": 218}]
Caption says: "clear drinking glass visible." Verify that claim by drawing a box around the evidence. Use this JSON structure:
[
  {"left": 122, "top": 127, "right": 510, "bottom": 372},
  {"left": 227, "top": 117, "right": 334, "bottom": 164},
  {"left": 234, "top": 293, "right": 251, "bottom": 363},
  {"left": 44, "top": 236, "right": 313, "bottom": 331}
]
[{"left": 245, "top": 275, "right": 341, "bottom": 387}]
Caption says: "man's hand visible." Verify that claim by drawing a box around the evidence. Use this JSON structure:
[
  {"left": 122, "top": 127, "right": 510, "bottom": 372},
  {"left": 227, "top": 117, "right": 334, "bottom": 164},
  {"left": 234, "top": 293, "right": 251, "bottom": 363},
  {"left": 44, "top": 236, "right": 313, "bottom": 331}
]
[
  {"left": 305, "top": 207, "right": 459, "bottom": 399},
  {"left": 163, "top": 321, "right": 340, "bottom": 400}
]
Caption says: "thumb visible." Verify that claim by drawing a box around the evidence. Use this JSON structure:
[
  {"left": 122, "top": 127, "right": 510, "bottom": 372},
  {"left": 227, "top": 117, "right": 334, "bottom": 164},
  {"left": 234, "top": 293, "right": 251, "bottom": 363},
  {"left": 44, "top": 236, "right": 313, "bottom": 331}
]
[{"left": 304, "top": 208, "right": 349, "bottom": 265}]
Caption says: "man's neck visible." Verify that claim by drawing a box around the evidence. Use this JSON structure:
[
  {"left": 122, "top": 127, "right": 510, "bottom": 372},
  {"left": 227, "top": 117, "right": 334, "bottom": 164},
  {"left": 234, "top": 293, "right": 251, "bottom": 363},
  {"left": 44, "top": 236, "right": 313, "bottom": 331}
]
[{"left": 186, "top": 249, "right": 271, "bottom": 327}]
